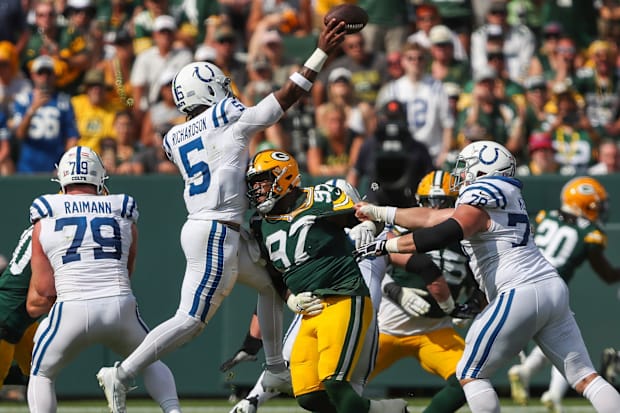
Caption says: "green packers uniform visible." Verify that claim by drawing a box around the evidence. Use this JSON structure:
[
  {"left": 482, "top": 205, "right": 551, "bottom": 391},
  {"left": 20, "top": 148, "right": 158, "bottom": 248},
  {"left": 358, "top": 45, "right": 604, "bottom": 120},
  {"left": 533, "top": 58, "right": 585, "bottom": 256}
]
[
  {"left": 256, "top": 184, "right": 373, "bottom": 397},
  {"left": 533, "top": 209, "right": 607, "bottom": 283},
  {"left": 0, "top": 226, "right": 39, "bottom": 387}
]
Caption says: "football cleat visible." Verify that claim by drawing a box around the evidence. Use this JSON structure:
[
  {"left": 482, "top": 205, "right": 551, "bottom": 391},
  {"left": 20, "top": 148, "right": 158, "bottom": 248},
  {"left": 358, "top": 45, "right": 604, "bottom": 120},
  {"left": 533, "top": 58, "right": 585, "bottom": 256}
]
[
  {"left": 508, "top": 365, "right": 530, "bottom": 406},
  {"left": 261, "top": 368, "right": 292, "bottom": 394},
  {"left": 368, "top": 398, "right": 408, "bottom": 413},
  {"left": 601, "top": 347, "right": 619, "bottom": 384},
  {"left": 541, "top": 391, "right": 564, "bottom": 413},
  {"left": 219, "top": 350, "right": 258, "bottom": 372},
  {"left": 96, "top": 362, "right": 133, "bottom": 413},
  {"left": 229, "top": 395, "right": 259, "bottom": 413}
]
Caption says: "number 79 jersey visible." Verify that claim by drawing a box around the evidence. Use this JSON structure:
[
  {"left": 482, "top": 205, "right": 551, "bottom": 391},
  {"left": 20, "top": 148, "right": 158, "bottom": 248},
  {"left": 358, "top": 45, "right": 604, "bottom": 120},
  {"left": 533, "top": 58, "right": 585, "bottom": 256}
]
[
  {"left": 29, "top": 193, "right": 138, "bottom": 301},
  {"left": 456, "top": 176, "right": 557, "bottom": 300}
]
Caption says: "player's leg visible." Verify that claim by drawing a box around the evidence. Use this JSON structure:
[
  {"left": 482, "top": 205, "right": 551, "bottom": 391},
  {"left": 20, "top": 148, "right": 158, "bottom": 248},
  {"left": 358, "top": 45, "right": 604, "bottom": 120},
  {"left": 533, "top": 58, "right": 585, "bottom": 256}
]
[
  {"left": 29, "top": 302, "right": 89, "bottom": 412},
  {"left": 105, "top": 295, "right": 181, "bottom": 413},
  {"left": 14, "top": 322, "right": 38, "bottom": 377},
  {"left": 534, "top": 278, "right": 620, "bottom": 413},
  {"left": 417, "top": 327, "right": 467, "bottom": 413},
  {"left": 366, "top": 333, "right": 412, "bottom": 383},
  {"left": 237, "top": 235, "right": 285, "bottom": 379},
  {"left": 0, "top": 339, "right": 16, "bottom": 387},
  {"left": 457, "top": 287, "right": 536, "bottom": 413},
  {"left": 508, "top": 345, "right": 548, "bottom": 405},
  {"left": 115, "top": 221, "right": 239, "bottom": 382},
  {"left": 540, "top": 366, "right": 569, "bottom": 413}
]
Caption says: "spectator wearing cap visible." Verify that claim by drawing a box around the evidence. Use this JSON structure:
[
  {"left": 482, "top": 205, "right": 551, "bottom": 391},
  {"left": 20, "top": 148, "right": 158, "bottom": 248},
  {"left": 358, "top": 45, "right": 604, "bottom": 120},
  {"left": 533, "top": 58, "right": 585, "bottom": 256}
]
[
  {"left": 247, "top": 29, "right": 295, "bottom": 89},
  {"left": 376, "top": 42, "right": 454, "bottom": 167},
  {"left": 96, "top": 29, "right": 135, "bottom": 112},
  {"left": 528, "top": 22, "right": 564, "bottom": 79},
  {"left": 471, "top": 0, "right": 535, "bottom": 84},
  {"left": 12, "top": 55, "right": 78, "bottom": 174},
  {"left": 574, "top": 40, "right": 620, "bottom": 140},
  {"left": 407, "top": 4, "right": 468, "bottom": 61},
  {"left": 314, "top": 32, "right": 388, "bottom": 107},
  {"left": 243, "top": 54, "right": 275, "bottom": 106},
  {"left": 428, "top": 24, "right": 471, "bottom": 87},
  {"left": 455, "top": 66, "right": 524, "bottom": 155},
  {"left": 427, "top": 0, "right": 474, "bottom": 49},
  {"left": 209, "top": 24, "right": 247, "bottom": 100},
  {"left": 516, "top": 131, "right": 564, "bottom": 176},
  {"left": 548, "top": 83, "right": 597, "bottom": 175},
  {"left": 522, "top": 75, "right": 553, "bottom": 138},
  {"left": 307, "top": 102, "right": 364, "bottom": 178},
  {"left": 132, "top": 0, "right": 171, "bottom": 54},
  {"left": 318, "top": 67, "right": 376, "bottom": 139},
  {"left": 130, "top": 14, "right": 192, "bottom": 131},
  {"left": 71, "top": 69, "right": 117, "bottom": 153},
  {"left": 356, "top": 0, "right": 409, "bottom": 54},
  {"left": 588, "top": 139, "right": 620, "bottom": 175}
]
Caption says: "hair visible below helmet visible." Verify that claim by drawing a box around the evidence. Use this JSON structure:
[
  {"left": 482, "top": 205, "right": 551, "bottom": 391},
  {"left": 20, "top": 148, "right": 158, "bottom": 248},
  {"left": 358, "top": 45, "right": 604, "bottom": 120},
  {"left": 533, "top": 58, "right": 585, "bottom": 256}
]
[
  {"left": 560, "top": 176, "right": 609, "bottom": 222},
  {"left": 171, "top": 62, "right": 232, "bottom": 114},
  {"left": 450, "top": 140, "right": 516, "bottom": 191},
  {"left": 323, "top": 178, "right": 362, "bottom": 203},
  {"left": 416, "top": 170, "right": 458, "bottom": 208},
  {"left": 56, "top": 146, "right": 108, "bottom": 194},
  {"left": 246, "top": 150, "right": 301, "bottom": 213}
]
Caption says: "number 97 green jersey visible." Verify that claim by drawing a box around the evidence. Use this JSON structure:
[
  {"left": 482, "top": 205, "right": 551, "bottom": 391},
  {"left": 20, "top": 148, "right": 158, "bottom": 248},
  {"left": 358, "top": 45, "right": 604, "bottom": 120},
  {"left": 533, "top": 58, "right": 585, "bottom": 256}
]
[{"left": 255, "top": 184, "right": 370, "bottom": 298}]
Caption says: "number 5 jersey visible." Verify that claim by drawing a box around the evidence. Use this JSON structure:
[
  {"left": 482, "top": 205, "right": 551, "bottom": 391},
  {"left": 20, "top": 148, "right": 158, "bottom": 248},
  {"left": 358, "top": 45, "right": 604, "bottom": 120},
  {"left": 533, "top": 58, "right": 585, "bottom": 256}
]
[{"left": 29, "top": 194, "right": 138, "bottom": 301}]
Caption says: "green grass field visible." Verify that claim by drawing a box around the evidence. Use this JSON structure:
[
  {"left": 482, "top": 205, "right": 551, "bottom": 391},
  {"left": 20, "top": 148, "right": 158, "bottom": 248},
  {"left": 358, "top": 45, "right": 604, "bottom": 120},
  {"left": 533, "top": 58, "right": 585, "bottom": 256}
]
[{"left": 0, "top": 398, "right": 598, "bottom": 413}]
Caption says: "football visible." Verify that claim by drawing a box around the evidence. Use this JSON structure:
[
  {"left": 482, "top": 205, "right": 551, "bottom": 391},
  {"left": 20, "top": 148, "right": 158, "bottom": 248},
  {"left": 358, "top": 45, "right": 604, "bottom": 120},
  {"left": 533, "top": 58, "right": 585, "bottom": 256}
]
[{"left": 323, "top": 4, "right": 368, "bottom": 34}]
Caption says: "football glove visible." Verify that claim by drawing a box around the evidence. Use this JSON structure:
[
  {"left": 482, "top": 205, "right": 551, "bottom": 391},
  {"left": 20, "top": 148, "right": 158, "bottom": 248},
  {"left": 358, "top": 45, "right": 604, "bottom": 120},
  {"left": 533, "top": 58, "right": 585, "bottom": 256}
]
[
  {"left": 219, "top": 350, "right": 258, "bottom": 372},
  {"left": 348, "top": 220, "right": 377, "bottom": 249},
  {"left": 383, "top": 282, "right": 430, "bottom": 317},
  {"left": 353, "top": 239, "right": 387, "bottom": 261},
  {"left": 286, "top": 292, "right": 323, "bottom": 316}
]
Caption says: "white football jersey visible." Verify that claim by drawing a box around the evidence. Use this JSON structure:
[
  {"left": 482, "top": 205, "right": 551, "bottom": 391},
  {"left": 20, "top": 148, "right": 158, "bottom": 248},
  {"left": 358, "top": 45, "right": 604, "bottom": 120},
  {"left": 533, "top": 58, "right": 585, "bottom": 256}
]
[
  {"left": 456, "top": 176, "right": 558, "bottom": 301},
  {"left": 29, "top": 193, "right": 138, "bottom": 301},
  {"left": 162, "top": 94, "right": 284, "bottom": 224},
  {"left": 375, "top": 75, "right": 454, "bottom": 159}
]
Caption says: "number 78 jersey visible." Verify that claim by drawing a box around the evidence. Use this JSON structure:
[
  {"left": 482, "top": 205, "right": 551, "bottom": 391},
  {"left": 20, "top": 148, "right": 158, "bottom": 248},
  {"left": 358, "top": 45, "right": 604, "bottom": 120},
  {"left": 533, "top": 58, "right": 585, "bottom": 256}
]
[
  {"left": 456, "top": 176, "right": 557, "bottom": 300},
  {"left": 29, "top": 193, "right": 138, "bottom": 301}
]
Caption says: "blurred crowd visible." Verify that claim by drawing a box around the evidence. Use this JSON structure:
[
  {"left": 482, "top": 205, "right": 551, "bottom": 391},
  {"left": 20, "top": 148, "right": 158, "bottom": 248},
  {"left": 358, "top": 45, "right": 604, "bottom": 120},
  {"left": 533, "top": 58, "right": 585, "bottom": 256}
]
[{"left": 0, "top": 0, "right": 620, "bottom": 194}]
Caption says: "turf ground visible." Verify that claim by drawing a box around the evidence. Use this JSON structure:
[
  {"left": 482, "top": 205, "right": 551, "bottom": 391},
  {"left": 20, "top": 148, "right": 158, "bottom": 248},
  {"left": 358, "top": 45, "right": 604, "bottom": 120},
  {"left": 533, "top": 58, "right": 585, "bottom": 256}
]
[{"left": 0, "top": 398, "right": 597, "bottom": 413}]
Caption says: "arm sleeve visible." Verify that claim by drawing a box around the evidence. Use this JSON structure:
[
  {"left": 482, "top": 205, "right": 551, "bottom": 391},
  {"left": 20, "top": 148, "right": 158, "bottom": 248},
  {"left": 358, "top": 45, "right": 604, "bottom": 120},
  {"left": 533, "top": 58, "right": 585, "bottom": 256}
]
[
  {"left": 405, "top": 253, "right": 443, "bottom": 284},
  {"left": 235, "top": 93, "right": 284, "bottom": 140}
]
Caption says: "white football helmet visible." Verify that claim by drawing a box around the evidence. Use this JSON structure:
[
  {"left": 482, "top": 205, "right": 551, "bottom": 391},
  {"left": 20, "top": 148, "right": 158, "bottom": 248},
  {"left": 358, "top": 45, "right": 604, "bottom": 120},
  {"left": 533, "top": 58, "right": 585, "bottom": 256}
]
[
  {"left": 324, "top": 178, "right": 362, "bottom": 203},
  {"left": 450, "top": 140, "right": 515, "bottom": 191},
  {"left": 55, "top": 146, "right": 108, "bottom": 194},
  {"left": 172, "top": 61, "right": 232, "bottom": 113}
]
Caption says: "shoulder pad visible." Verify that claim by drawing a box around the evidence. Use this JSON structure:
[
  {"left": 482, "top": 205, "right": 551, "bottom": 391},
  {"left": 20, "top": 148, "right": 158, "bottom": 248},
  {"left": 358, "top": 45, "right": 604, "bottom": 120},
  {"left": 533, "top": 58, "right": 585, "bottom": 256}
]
[
  {"left": 313, "top": 184, "right": 355, "bottom": 212},
  {"left": 535, "top": 210, "right": 547, "bottom": 224},
  {"left": 212, "top": 97, "right": 245, "bottom": 127},
  {"left": 118, "top": 194, "right": 139, "bottom": 222},
  {"left": 458, "top": 179, "right": 510, "bottom": 209},
  {"left": 30, "top": 195, "right": 54, "bottom": 223}
]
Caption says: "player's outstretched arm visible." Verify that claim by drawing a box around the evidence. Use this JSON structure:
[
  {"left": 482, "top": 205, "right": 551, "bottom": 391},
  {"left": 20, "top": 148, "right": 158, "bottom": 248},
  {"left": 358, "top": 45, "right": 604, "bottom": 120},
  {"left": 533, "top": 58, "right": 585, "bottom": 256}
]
[
  {"left": 27, "top": 222, "right": 56, "bottom": 318},
  {"left": 272, "top": 18, "right": 345, "bottom": 111},
  {"left": 354, "top": 202, "right": 454, "bottom": 229}
]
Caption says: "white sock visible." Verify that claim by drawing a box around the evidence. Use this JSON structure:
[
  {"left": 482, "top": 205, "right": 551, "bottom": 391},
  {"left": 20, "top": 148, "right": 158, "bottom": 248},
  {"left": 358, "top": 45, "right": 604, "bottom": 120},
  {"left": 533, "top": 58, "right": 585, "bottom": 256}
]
[
  {"left": 547, "top": 366, "right": 569, "bottom": 400},
  {"left": 143, "top": 361, "right": 181, "bottom": 413},
  {"left": 27, "top": 375, "right": 57, "bottom": 413},
  {"left": 582, "top": 376, "right": 620, "bottom": 413},
  {"left": 245, "top": 370, "right": 279, "bottom": 406},
  {"left": 523, "top": 346, "right": 548, "bottom": 375},
  {"left": 256, "top": 286, "right": 284, "bottom": 367},
  {"left": 462, "top": 379, "right": 500, "bottom": 413}
]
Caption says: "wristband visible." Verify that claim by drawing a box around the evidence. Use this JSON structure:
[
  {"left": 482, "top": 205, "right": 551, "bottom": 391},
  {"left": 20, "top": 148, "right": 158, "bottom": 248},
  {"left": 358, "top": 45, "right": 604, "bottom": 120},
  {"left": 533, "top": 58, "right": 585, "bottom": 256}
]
[
  {"left": 289, "top": 72, "right": 313, "bottom": 91},
  {"left": 385, "top": 237, "right": 399, "bottom": 253},
  {"left": 438, "top": 295, "right": 455, "bottom": 314},
  {"left": 304, "top": 48, "right": 328, "bottom": 72}
]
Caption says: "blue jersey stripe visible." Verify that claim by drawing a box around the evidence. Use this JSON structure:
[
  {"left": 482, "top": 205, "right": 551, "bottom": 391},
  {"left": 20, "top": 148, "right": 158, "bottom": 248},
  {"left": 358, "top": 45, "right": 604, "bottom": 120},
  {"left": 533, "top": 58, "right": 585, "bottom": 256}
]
[
  {"left": 37, "top": 196, "right": 53, "bottom": 217},
  {"left": 189, "top": 223, "right": 219, "bottom": 318},
  {"left": 211, "top": 104, "right": 220, "bottom": 127},
  {"left": 461, "top": 184, "right": 505, "bottom": 208},
  {"left": 471, "top": 289, "right": 515, "bottom": 376},
  {"left": 121, "top": 194, "right": 129, "bottom": 217},
  {"left": 31, "top": 303, "right": 59, "bottom": 364},
  {"left": 128, "top": 197, "right": 136, "bottom": 218},
  {"left": 200, "top": 225, "right": 226, "bottom": 321},
  {"left": 135, "top": 305, "right": 150, "bottom": 334},
  {"left": 31, "top": 201, "right": 46, "bottom": 221},
  {"left": 461, "top": 292, "right": 507, "bottom": 378},
  {"left": 32, "top": 302, "right": 64, "bottom": 375},
  {"left": 219, "top": 98, "right": 229, "bottom": 125},
  {"left": 478, "top": 180, "right": 508, "bottom": 208}
]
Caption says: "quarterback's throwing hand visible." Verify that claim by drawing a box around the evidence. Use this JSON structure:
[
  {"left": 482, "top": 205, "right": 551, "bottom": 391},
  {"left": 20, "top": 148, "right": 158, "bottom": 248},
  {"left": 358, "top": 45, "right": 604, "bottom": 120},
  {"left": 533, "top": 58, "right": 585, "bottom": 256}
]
[{"left": 353, "top": 239, "right": 387, "bottom": 261}]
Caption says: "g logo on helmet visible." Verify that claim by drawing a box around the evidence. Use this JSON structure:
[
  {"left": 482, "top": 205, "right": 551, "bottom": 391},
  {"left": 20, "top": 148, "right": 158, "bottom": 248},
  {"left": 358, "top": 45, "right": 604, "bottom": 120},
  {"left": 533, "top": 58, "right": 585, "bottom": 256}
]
[
  {"left": 271, "top": 152, "right": 290, "bottom": 161},
  {"left": 478, "top": 144, "right": 499, "bottom": 165}
]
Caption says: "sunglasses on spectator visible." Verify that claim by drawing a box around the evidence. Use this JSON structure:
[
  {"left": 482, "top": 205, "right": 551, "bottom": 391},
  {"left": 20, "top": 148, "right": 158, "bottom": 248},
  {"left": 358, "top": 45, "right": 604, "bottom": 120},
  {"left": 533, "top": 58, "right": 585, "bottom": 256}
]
[{"left": 36, "top": 69, "right": 54, "bottom": 75}]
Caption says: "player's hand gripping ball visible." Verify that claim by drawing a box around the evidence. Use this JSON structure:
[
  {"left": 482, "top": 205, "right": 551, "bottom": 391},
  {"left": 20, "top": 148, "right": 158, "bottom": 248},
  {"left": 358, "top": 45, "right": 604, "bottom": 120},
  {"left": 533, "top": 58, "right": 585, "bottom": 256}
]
[{"left": 323, "top": 4, "right": 368, "bottom": 34}]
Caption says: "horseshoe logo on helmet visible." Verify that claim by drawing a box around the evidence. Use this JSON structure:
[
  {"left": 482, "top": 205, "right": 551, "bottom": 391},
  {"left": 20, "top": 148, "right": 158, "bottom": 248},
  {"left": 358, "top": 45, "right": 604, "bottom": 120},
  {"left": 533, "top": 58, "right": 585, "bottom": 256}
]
[
  {"left": 193, "top": 64, "right": 215, "bottom": 83},
  {"left": 479, "top": 144, "right": 499, "bottom": 165}
]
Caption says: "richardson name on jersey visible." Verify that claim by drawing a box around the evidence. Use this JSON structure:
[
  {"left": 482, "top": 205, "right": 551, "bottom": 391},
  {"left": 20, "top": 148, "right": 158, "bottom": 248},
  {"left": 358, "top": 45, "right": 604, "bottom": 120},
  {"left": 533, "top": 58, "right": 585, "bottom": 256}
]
[
  {"left": 64, "top": 200, "right": 112, "bottom": 214},
  {"left": 169, "top": 118, "right": 208, "bottom": 145}
]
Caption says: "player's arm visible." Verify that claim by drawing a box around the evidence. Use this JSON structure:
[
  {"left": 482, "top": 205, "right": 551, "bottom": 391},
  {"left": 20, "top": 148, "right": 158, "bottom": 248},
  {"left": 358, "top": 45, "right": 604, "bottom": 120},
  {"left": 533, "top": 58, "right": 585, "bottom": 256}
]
[
  {"left": 355, "top": 202, "right": 454, "bottom": 229},
  {"left": 587, "top": 248, "right": 620, "bottom": 284},
  {"left": 127, "top": 223, "right": 138, "bottom": 277},
  {"left": 26, "top": 221, "right": 56, "bottom": 318},
  {"left": 272, "top": 19, "right": 345, "bottom": 111}
]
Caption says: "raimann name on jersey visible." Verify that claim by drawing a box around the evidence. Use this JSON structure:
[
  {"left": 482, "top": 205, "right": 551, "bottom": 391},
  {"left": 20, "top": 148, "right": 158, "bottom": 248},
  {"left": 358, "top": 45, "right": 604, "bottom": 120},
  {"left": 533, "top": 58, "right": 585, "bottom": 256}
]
[{"left": 255, "top": 184, "right": 370, "bottom": 298}]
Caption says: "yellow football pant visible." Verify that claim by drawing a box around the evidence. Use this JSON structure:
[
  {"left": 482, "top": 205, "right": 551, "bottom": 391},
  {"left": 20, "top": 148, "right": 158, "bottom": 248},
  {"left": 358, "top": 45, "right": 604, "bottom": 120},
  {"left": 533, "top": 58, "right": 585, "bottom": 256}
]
[{"left": 0, "top": 322, "right": 38, "bottom": 388}]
